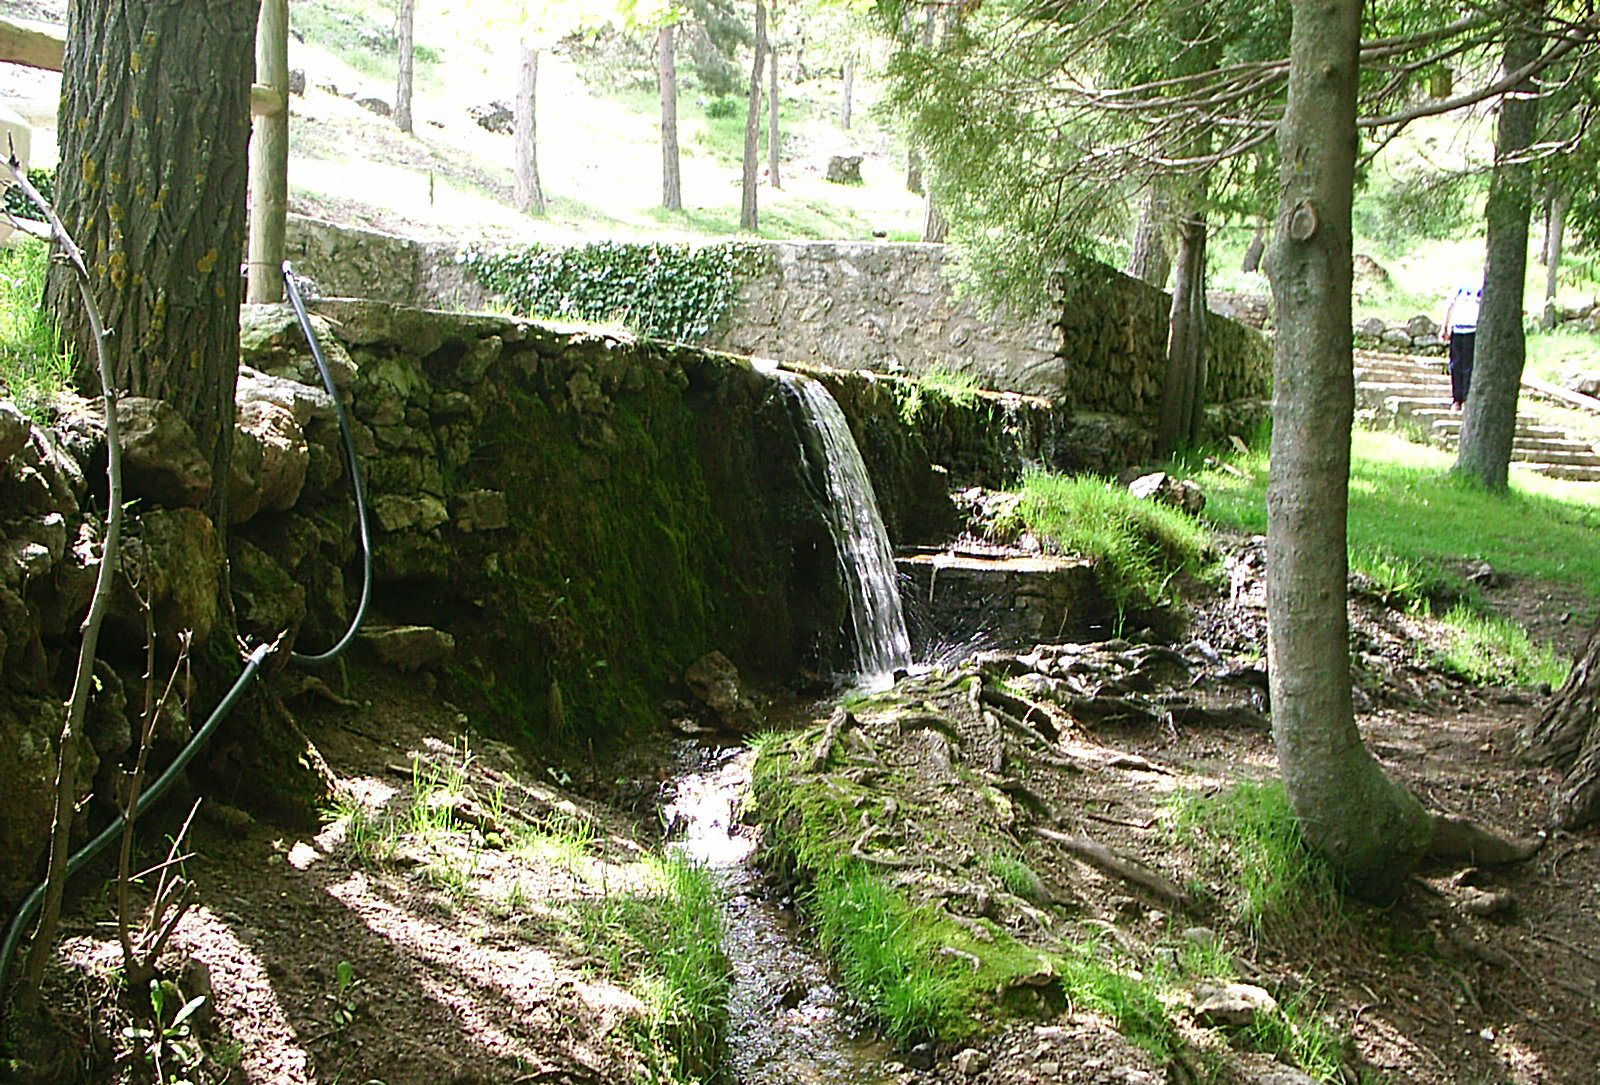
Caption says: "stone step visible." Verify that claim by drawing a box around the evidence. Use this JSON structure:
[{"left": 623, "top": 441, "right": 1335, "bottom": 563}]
[
  {"left": 1428, "top": 416, "right": 1563, "bottom": 438},
  {"left": 1518, "top": 462, "right": 1600, "bottom": 482},
  {"left": 1355, "top": 364, "right": 1448, "bottom": 382},
  {"left": 1387, "top": 395, "right": 1456, "bottom": 418},
  {"left": 1433, "top": 433, "right": 1595, "bottom": 455}
]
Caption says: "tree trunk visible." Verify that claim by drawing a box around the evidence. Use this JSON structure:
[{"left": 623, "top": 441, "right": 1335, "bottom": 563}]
[
  {"left": 658, "top": 24, "right": 682, "bottom": 212},
  {"left": 47, "top": 0, "right": 253, "bottom": 532},
  {"left": 739, "top": 0, "right": 766, "bottom": 232},
  {"left": 922, "top": 194, "right": 947, "bottom": 242},
  {"left": 905, "top": 7, "right": 937, "bottom": 195},
  {"left": 1542, "top": 189, "right": 1567, "bottom": 330},
  {"left": 1241, "top": 222, "right": 1266, "bottom": 274},
  {"left": 1156, "top": 210, "right": 1208, "bottom": 456},
  {"left": 1261, "top": 0, "right": 1433, "bottom": 902},
  {"left": 1127, "top": 186, "right": 1172, "bottom": 288},
  {"left": 1455, "top": 25, "right": 1542, "bottom": 490},
  {"left": 1522, "top": 617, "right": 1600, "bottom": 828},
  {"left": 247, "top": 0, "right": 289, "bottom": 304},
  {"left": 515, "top": 41, "right": 546, "bottom": 216},
  {"left": 768, "top": 41, "right": 781, "bottom": 190},
  {"left": 842, "top": 51, "right": 854, "bottom": 129},
  {"left": 395, "top": 0, "right": 415, "bottom": 134}
]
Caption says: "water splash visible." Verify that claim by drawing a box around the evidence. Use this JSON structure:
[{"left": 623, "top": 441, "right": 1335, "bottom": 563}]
[{"left": 779, "top": 373, "right": 912, "bottom": 690}]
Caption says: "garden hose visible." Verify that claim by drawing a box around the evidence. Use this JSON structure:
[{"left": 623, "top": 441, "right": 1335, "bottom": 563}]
[{"left": 1, "top": 264, "right": 374, "bottom": 1010}]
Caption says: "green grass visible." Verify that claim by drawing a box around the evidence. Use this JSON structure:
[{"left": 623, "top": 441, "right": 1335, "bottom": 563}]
[
  {"left": 0, "top": 238, "right": 72, "bottom": 420},
  {"left": 1436, "top": 604, "right": 1570, "bottom": 689},
  {"left": 992, "top": 470, "right": 1212, "bottom": 609},
  {"left": 897, "top": 365, "right": 983, "bottom": 425},
  {"left": 1524, "top": 322, "right": 1600, "bottom": 387}
]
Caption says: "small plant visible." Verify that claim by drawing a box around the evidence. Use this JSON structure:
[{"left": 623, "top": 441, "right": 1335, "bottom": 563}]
[
  {"left": 329, "top": 959, "right": 359, "bottom": 1031},
  {"left": 122, "top": 977, "right": 207, "bottom": 1084},
  {"left": 897, "top": 365, "right": 983, "bottom": 425}
]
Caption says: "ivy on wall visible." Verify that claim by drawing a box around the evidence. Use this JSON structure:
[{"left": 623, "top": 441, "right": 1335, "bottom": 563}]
[
  {"left": 460, "top": 240, "right": 768, "bottom": 343},
  {"left": 2, "top": 168, "right": 54, "bottom": 222}
]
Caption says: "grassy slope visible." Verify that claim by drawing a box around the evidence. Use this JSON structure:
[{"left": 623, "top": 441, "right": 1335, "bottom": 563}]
[{"left": 0, "top": 238, "right": 71, "bottom": 419}]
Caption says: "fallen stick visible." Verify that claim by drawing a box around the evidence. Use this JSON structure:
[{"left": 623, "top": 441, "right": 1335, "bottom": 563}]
[{"left": 1031, "top": 827, "right": 1192, "bottom": 912}]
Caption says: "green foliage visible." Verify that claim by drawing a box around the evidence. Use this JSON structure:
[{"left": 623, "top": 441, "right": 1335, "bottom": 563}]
[
  {"left": 1166, "top": 782, "right": 1342, "bottom": 941},
  {"left": 1055, "top": 944, "right": 1180, "bottom": 1062},
  {"left": 1, "top": 167, "right": 53, "bottom": 222},
  {"left": 291, "top": 0, "right": 439, "bottom": 85},
  {"left": 1244, "top": 989, "right": 1347, "bottom": 1083},
  {"left": 992, "top": 470, "right": 1212, "bottom": 609},
  {"left": 1436, "top": 604, "right": 1570, "bottom": 689},
  {"left": 1348, "top": 544, "right": 1454, "bottom": 612},
  {"left": 122, "top": 977, "right": 208, "bottom": 1084},
  {"left": 896, "top": 365, "right": 981, "bottom": 425},
  {"left": 1352, "top": 167, "right": 1484, "bottom": 252},
  {"left": 704, "top": 95, "right": 741, "bottom": 119},
  {"left": 461, "top": 240, "right": 766, "bottom": 342},
  {"left": 0, "top": 237, "right": 73, "bottom": 421}
]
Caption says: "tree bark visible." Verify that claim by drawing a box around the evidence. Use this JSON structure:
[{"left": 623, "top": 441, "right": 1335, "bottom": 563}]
[
  {"left": 515, "top": 41, "right": 546, "bottom": 216},
  {"left": 842, "top": 51, "right": 854, "bottom": 129},
  {"left": 739, "top": 0, "right": 766, "bottom": 232},
  {"left": 768, "top": 40, "right": 781, "bottom": 190},
  {"left": 658, "top": 23, "right": 682, "bottom": 212},
  {"left": 1262, "top": 0, "right": 1433, "bottom": 902},
  {"left": 1542, "top": 189, "right": 1567, "bottom": 329},
  {"left": 46, "top": 0, "right": 253, "bottom": 533},
  {"left": 905, "top": 7, "right": 937, "bottom": 195},
  {"left": 922, "top": 194, "right": 948, "bottom": 242},
  {"left": 1127, "top": 186, "right": 1172, "bottom": 288},
  {"left": 1156, "top": 210, "right": 1208, "bottom": 456},
  {"left": 1521, "top": 617, "right": 1600, "bottom": 828},
  {"left": 394, "top": 0, "right": 414, "bottom": 134},
  {"left": 1455, "top": 24, "right": 1542, "bottom": 490},
  {"left": 247, "top": 0, "right": 289, "bottom": 304}
]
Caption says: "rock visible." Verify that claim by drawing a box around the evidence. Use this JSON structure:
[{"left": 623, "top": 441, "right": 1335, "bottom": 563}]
[
  {"left": 3, "top": 425, "right": 86, "bottom": 517},
  {"left": 0, "top": 693, "right": 67, "bottom": 910},
  {"left": 1406, "top": 314, "right": 1440, "bottom": 339},
  {"left": 684, "top": 651, "right": 762, "bottom": 733},
  {"left": 953, "top": 1048, "right": 990, "bottom": 1076},
  {"left": 1127, "top": 471, "right": 1205, "bottom": 514},
  {"left": 111, "top": 507, "right": 225, "bottom": 658},
  {"left": 1467, "top": 561, "right": 1498, "bottom": 587},
  {"left": 362, "top": 625, "right": 456, "bottom": 672},
  {"left": 1563, "top": 369, "right": 1600, "bottom": 398},
  {"left": 238, "top": 401, "right": 309, "bottom": 514},
  {"left": 1352, "top": 253, "right": 1391, "bottom": 285},
  {"left": 905, "top": 1043, "right": 936, "bottom": 1071},
  {"left": 0, "top": 399, "right": 28, "bottom": 463},
  {"left": 236, "top": 365, "right": 334, "bottom": 428},
  {"left": 1193, "top": 982, "right": 1278, "bottom": 1028},
  {"left": 825, "top": 154, "right": 864, "bottom": 184},
  {"left": 1354, "top": 316, "right": 1387, "bottom": 338},
  {"left": 1182, "top": 925, "right": 1218, "bottom": 947},
  {"left": 230, "top": 537, "right": 306, "bottom": 650},
  {"left": 357, "top": 96, "right": 392, "bottom": 117},
  {"left": 288, "top": 68, "right": 307, "bottom": 96},
  {"left": 372, "top": 494, "right": 449, "bottom": 533},
  {"left": 469, "top": 100, "right": 513, "bottom": 134},
  {"left": 1221, "top": 1053, "right": 1320, "bottom": 1084},
  {"left": 102, "top": 397, "right": 211, "bottom": 508},
  {"left": 1381, "top": 328, "right": 1412, "bottom": 348},
  {"left": 450, "top": 489, "right": 509, "bottom": 532}
]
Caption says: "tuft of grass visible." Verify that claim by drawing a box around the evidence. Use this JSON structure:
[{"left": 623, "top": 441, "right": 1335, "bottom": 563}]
[
  {"left": 1348, "top": 544, "right": 1454, "bottom": 611},
  {"left": 993, "top": 470, "right": 1212, "bottom": 609},
  {"left": 1056, "top": 943, "right": 1181, "bottom": 1062},
  {"left": 980, "top": 851, "right": 1046, "bottom": 902},
  {"left": 1165, "top": 782, "right": 1342, "bottom": 941},
  {"left": 1436, "top": 604, "right": 1570, "bottom": 689},
  {"left": 897, "top": 365, "right": 983, "bottom": 425},
  {"left": 1245, "top": 989, "right": 1348, "bottom": 1082},
  {"left": 0, "top": 238, "right": 73, "bottom": 420}
]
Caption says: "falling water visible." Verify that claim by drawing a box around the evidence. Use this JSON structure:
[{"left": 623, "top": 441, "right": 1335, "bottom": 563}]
[{"left": 779, "top": 373, "right": 913, "bottom": 690}]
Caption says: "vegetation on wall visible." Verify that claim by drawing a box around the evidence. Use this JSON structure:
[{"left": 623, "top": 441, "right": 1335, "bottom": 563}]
[
  {"left": 1, "top": 168, "right": 53, "bottom": 223},
  {"left": 461, "top": 241, "right": 767, "bottom": 342}
]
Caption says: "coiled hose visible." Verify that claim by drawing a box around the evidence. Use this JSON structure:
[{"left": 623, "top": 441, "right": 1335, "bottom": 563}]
[{"left": 0, "top": 264, "right": 373, "bottom": 1007}]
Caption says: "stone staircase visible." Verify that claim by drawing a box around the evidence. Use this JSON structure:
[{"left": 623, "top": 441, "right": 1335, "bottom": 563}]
[{"left": 1354, "top": 348, "right": 1600, "bottom": 481}]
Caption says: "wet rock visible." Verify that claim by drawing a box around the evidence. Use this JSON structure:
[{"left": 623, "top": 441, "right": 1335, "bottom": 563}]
[
  {"left": 1127, "top": 471, "right": 1205, "bottom": 514},
  {"left": 115, "top": 397, "right": 212, "bottom": 508},
  {"left": 684, "top": 651, "right": 761, "bottom": 733},
  {"left": 362, "top": 624, "right": 456, "bottom": 672},
  {"left": 953, "top": 1048, "right": 990, "bottom": 1076},
  {"left": 449, "top": 489, "right": 509, "bottom": 532},
  {"left": 1194, "top": 982, "right": 1277, "bottom": 1028},
  {"left": 0, "top": 399, "right": 28, "bottom": 463}
]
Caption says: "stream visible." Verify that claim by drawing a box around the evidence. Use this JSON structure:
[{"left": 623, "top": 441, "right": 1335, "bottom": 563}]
[{"left": 662, "top": 741, "right": 897, "bottom": 1085}]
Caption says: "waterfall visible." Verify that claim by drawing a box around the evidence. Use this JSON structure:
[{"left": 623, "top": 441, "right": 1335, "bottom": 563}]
[{"left": 779, "top": 373, "right": 912, "bottom": 690}]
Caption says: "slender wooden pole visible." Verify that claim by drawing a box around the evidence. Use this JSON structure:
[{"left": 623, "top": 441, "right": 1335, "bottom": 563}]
[{"left": 247, "top": 0, "right": 289, "bottom": 303}]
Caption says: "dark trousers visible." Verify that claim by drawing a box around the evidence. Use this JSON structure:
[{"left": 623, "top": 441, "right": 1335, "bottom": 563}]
[{"left": 1449, "top": 332, "right": 1475, "bottom": 404}]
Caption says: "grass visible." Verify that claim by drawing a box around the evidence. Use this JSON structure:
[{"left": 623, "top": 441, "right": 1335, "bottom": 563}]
[
  {"left": 0, "top": 238, "right": 73, "bottom": 420},
  {"left": 896, "top": 365, "right": 983, "bottom": 425},
  {"left": 992, "top": 470, "right": 1213, "bottom": 610},
  {"left": 1436, "top": 604, "right": 1570, "bottom": 688}
]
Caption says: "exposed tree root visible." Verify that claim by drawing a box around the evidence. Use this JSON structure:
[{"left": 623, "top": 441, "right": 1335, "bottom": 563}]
[
  {"left": 1428, "top": 812, "right": 1542, "bottom": 866},
  {"left": 1031, "top": 827, "right": 1193, "bottom": 912},
  {"left": 808, "top": 707, "right": 857, "bottom": 771}
]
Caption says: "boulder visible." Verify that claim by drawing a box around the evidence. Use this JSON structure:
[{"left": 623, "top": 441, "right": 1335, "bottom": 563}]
[
  {"left": 357, "top": 96, "right": 392, "bottom": 117},
  {"left": 825, "top": 154, "right": 864, "bottom": 184},
  {"left": 288, "top": 68, "right": 307, "bottom": 96},
  {"left": 228, "top": 421, "right": 265, "bottom": 525},
  {"left": 0, "top": 399, "right": 28, "bottom": 464},
  {"left": 1219, "top": 1053, "right": 1320, "bottom": 1085},
  {"left": 1405, "top": 314, "right": 1440, "bottom": 339},
  {"left": 0, "top": 693, "right": 67, "bottom": 910},
  {"left": 230, "top": 537, "right": 306, "bottom": 650},
  {"left": 1128, "top": 471, "right": 1205, "bottom": 515},
  {"left": 2, "top": 425, "right": 85, "bottom": 517},
  {"left": 361, "top": 625, "right": 456, "bottom": 672},
  {"left": 237, "top": 364, "right": 334, "bottom": 428},
  {"left": 238, "top": 400, "right": 310, "bottom": 514},
  {"left": 115, "top": 397, "right": 212, "bottom": 508},
  {"left": 1380, "top": 328, "right": 1412, "bottom": 349},
  {"left": 112, "top": 507, "right": 224, "bottom": 658},
  {"left": 372, "top": 493, "right": 449, "bottom": 533},
  {"left": 469, "top": 100, "right": 513, "bottom": 134},
  {"left": 450, "top": 489, "right": 509, "bottom": 532},
  {"left": 1563, "top": 369, "right": 1600, "bottom": 398},
  {"left": 1354, "top": 316, "right": 1387, "bottom": 338},
  {"left": 1193, "top": 982, "right": 1278, "bottom": 1028},
  {"left": 1352, "top": 252, "right": 1391, "bottom": 285},
  {"left": 684, "top": 651, "right": 762, "bottom": 733}
]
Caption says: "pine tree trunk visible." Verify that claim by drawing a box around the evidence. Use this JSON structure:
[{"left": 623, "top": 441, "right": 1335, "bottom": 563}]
[
  {"left": 395, "top": 0, "right": 415, "bottom": 134},
  {"left": 1127, "top": 187, "right": 1172, "bottom": 288},
  {"left": 768, "top": 42, "right": 781, "bottom": 190},
  {"left": 905, "top": 8, "right": 937, "bottom": 195},
  {"left": 1542, "top": 190, "right": 1567, "bottom": 329},
  {"left": 515, "top": 42, "right": 546, "bottom": 216},
  {"left": 1521, "top": 618, "right": 1600, "bottom": 828},
  {"left": 1455, "top": 26, "right": 1541, "bottom": 490},
  {"left": 740, "top": 0, "right": 766, "bottom": 232},
  {"left": 1157, "top": 211, "right": 1208, "bottom": 455},
  {"left": 658, "top": 24, "right": 682, "bottom": 212},
  {"left": 842, "top": 52, "right": 854, "bottom": 129},
  {"left": 1262, "top": 0, "right": 1433, "bottom": 901}
]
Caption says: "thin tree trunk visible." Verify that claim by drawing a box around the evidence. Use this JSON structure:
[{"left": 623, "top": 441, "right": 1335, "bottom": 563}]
[
  {"left": 1157, "top": 210, "right": 1208, "bottom": 456},
  {"left": 658, "top": 23, "right": 682, "bottom": 212},
  {"left": 922, "top": 194, "right": 947, "bottom": 242},
  {"left": 1262, "top": 0, "right": 1433, "bottom": 901},
  {"left": 1127, "top": 186, "right": 1172, "bottom": 288},
  {"left": 841, "top": 52, "right": 854, "bottom": 129},
  {"left": 247, "top": 0, "right": 289, "bottom": 304},
  {"left": 906, "top": 7, "right": 937, "bottom": 195},
  {"left": 515, "top": 41, "right": 546, "bottom": 216},
  {"left": 1455, "top": 23, "right": 1542, "bottom": 490},
  {"left": 1542, "top": 190, "right": 1567, "bottom": 329},
  {"left": 740, "top": 0, "right": 766, "bottom": 232},
  {"left": 395, "top": 0, "right": 415, "bottom": 134},
  {"left": 768, "top": 41, "right": 781, "bottom": 190},
  {"left": 1522, "top": 616, "right": 1600, "bottom": 827}
]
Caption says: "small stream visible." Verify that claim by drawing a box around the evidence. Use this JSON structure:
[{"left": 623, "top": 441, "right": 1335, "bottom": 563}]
[{"left": 662, "top": 742, "right": 896, "bottom": 1085}]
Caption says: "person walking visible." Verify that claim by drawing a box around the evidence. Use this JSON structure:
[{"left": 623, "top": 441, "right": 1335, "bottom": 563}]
[{"left": 1442, "top": 282, "right": 1481, "bottom": 409}]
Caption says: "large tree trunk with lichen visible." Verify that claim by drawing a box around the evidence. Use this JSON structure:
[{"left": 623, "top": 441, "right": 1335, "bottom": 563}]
[
  {"left": 1522, "top": 619, "right": 1600, "bottom": 828},
  {"left": 1262, "top": 0, "right": 1434, "bottom": 901},
  {"left": 1455, "top": 25, "right": 1541, "bottom": 489}
]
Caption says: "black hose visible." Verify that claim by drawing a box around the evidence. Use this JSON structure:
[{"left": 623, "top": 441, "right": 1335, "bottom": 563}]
[
  {"left": 1, "top": 266, "right": 373, "bottom": 1010},
  {"left": 281, "top": 262, "right": 373, "bottom": 667}
]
